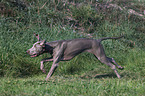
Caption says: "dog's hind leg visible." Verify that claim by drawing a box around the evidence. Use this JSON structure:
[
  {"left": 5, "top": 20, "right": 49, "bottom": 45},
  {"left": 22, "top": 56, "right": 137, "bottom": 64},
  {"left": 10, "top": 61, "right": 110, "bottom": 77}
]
[
  {"left": 93, "top": 50, "right": 121, "bottom": 78},
  {"left": 107, "top": 57, "right": 124, "bottom": 70},
  {"left": 91, "top": 43, "right": 121, "bottom": 78},
  {"left": 99, "top": 58, "right": 121, "bottom": 78}
]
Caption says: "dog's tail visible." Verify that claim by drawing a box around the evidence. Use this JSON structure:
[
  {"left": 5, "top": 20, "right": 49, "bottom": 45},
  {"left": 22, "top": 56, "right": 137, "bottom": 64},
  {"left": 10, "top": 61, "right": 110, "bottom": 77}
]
[{"left": 98, "top": 36, "right": 124, "bottom": 42}]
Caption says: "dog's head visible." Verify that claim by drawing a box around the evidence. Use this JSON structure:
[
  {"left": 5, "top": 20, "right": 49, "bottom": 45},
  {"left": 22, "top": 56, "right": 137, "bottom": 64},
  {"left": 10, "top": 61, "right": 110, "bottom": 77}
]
[{"left": 27, "top": 33, "right": 46, "bottom": 57}]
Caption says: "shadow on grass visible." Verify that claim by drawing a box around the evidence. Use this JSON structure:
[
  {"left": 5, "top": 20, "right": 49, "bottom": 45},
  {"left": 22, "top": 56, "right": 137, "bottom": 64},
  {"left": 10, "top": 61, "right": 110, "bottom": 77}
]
[
  {"left": 80, "top": 73, "right": 119, "bottom": 79},
  {"left": 94, "top": 73, "right": 117, "bottom": 78}
]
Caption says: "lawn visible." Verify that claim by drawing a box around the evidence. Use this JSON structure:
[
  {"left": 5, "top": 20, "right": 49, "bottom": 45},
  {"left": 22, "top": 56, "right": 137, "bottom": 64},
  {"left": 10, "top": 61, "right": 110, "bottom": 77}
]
[{"left": 0, "top": 0, "right": 145, "bottom": 95}]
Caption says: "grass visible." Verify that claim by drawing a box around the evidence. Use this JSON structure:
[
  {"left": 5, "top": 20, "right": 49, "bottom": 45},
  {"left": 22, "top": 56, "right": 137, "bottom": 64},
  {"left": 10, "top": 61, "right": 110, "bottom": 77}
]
[
  {"left": 0, "top": 0, "right": 145, "bottom": 95},
  {"left": 0, "top": 74, "right": 144, "bottom": 96}
]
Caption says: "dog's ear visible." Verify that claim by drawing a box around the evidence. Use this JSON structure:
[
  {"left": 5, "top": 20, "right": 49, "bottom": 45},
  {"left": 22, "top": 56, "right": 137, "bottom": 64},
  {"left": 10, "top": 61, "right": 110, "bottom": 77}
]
[
  {"left": 40, "top": 40, "right": 46, "bottom": 46},
  {"left": 34, "top": 33, "right": 41, "bottom": 41}
]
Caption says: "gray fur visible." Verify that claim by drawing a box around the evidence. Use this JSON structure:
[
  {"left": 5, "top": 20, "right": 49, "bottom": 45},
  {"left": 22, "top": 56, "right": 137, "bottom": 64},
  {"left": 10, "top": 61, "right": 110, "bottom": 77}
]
[{"left": 27, "top": 34, "right": 124, "bottom": 81}]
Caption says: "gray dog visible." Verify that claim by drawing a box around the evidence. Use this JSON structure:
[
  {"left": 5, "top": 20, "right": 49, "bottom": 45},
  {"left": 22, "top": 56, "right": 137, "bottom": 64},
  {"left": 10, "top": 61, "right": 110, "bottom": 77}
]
[{"left": 27, "top": 33, "right": 124, "bottom": 81}]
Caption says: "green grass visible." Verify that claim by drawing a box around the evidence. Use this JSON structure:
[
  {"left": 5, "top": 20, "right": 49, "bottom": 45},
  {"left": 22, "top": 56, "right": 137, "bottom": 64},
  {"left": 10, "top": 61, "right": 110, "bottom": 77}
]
[
  {"left": 0, "top": 0, "right": 145, "bottom": 95},
  {"left": 0, "top": 74, "right": 144, "bottom": 96}
]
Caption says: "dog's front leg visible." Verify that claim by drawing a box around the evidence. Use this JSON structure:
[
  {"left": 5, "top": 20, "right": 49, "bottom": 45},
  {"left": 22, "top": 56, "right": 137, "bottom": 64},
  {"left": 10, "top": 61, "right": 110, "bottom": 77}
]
[
  {"left": 40, "top": 57, "right": 53, "bottom": 73},
  {"left": 45, "top": 55, "right": 62, "bottom": 81},
  {"left": 45, "top": 59, "right": 59, "bottom": 81},
  {"left": 45, "top": 42, "right": 67, "bottom": 81},
  {"left": 40, "top": 61, "right": 46, "bottom": 73}
]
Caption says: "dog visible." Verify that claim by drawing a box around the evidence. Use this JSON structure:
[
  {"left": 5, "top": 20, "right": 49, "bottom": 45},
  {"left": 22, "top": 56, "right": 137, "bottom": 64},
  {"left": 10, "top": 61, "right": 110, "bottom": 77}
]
[{"left": 27, "top": 33, "right": 124, "bottom": 81}]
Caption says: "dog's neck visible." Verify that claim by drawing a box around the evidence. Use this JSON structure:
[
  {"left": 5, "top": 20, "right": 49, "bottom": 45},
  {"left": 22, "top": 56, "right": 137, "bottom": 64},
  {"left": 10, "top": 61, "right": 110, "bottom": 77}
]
[{"left": 43, "top": 44, "right": 53, "bottom": 54}]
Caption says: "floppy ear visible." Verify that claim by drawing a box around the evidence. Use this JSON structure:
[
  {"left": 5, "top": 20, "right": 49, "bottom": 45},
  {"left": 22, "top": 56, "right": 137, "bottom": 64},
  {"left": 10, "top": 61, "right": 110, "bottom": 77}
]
[
  {"left": 34, "top": 33, "right": 41, "bottom": 41},
  {"left": 40, "top": 40, "right": 46, "bottom": 46}
]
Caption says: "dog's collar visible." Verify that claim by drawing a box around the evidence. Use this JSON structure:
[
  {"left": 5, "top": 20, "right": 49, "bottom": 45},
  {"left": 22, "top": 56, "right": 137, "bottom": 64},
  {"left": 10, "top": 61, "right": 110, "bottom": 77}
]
[{"left": 43, "top": 44, "right": 53, "bottom": 53}]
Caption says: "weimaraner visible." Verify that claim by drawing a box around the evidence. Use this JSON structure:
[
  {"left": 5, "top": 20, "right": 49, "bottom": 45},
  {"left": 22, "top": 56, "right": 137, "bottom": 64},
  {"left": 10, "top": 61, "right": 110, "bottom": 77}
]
[{"left": 27, "top": 34, "right": 124, "bottom": 81}]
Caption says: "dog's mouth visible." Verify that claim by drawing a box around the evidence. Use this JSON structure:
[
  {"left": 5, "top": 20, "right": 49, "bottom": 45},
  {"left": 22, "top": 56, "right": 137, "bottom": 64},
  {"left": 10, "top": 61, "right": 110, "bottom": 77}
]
[
  {"left": 30, "top": 51, "right": 43, "bottom": 57},
  {"left": 30, "top": 54, "right": 38, "bottom": 57}
]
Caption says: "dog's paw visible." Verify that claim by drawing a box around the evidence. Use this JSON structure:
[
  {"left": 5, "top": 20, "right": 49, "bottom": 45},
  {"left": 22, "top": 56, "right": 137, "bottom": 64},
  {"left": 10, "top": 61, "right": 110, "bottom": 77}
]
[{"left": 118, "top": 66, "right": 124, "bottom": 70}]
